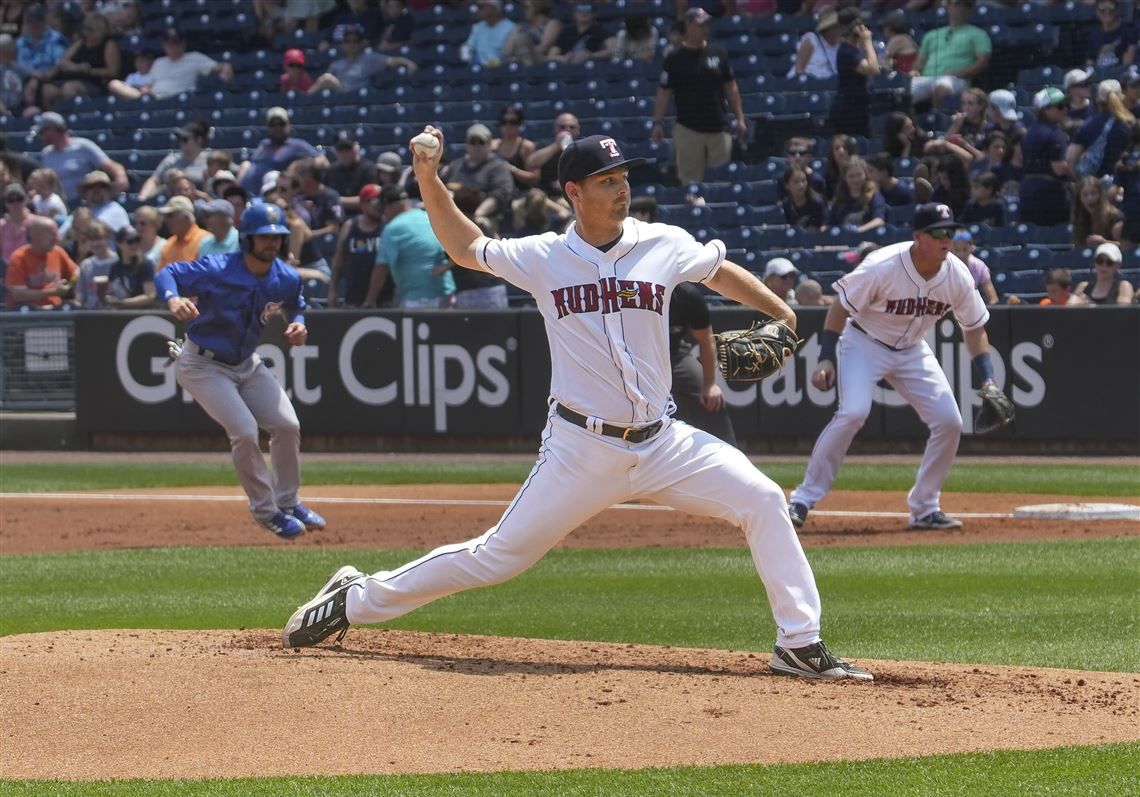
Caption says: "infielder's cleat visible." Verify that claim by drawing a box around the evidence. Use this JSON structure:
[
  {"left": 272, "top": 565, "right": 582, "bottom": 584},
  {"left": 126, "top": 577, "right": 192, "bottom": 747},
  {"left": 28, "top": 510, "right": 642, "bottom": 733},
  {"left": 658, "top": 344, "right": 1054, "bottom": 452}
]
[
  {"left": 787, "top": 501, "right": 809, "bottom": 529},
  {"left": 289, "top": 503, "right": 326, "bottom": 530},
  {"left": 909, "top": 510, "right": 963, "bottom": 530},
  {"left": 261, "top": 511, "right": 305, "bottom": 538},
  {"left": 770, "top": 641, "right": 873, "bottom": 681},
  {"left": 282, "top": 566, "right": 363, "bottom": 648}
]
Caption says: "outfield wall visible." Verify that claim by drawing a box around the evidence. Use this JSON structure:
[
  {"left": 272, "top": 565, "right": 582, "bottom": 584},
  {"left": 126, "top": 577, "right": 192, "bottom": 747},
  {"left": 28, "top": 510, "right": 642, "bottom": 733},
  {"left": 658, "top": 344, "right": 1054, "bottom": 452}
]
[{"left": 64, "top": 307, "right": 1139, "bottom": 450}]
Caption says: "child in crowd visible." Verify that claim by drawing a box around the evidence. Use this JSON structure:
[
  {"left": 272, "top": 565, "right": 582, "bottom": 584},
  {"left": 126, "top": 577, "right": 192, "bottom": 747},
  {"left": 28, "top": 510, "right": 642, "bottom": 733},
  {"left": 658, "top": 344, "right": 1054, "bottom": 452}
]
[
  {"left": 280, "top": 48, "right": 314, "bottom": 92},
  {"left": 959, "top": 171, "right": 1008, "bottom": 227},
  {"left": 1039, "top": 268, "right": 1088, "bottom": 305},
  {"left": 867, "top": 152, "right": 914, "bottom": 206},
  {"left": 122, "top": 46, "right": 155, "bottom": 94},
  {"left": 73, "top": 220, "right": 119, "bottom": 309},
  {"left": 881, "top": 10, "right": 918, "bottom": 74},
  {"left": 950, "top": 230, "right": 998, "bottom": 305},
  {"left": 27, "top": 167, "right": 67, "bottom": 221}
]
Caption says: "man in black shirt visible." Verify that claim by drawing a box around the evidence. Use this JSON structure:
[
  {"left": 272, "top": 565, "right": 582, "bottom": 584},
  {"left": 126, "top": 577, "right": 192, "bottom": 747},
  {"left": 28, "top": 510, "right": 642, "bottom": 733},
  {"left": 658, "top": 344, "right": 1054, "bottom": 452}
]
[
  {"left": 326, "top": 134, "right": 378, "bottom": 215},
  {"left": 651, "top": 7, "right": 747, "bottom": 184},
  {"left": 548, "top": 4, "right": 611, "bottom": 64},
  {"left": 295, "top": 158, "right": 344, "bottom": 236},
  {"left": 669, "top": 282, "right": 737, "bottom": 446}
]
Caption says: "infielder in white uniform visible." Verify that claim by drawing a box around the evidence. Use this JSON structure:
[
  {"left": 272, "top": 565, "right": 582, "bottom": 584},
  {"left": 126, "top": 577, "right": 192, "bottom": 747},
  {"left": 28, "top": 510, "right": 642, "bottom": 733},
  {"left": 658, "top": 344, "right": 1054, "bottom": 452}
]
[
  {"left": 788, "top": 203, "right": 995, "bottom": 531},
  {"left": 283, "top": 131, "right": 873, "bottom": 681}
]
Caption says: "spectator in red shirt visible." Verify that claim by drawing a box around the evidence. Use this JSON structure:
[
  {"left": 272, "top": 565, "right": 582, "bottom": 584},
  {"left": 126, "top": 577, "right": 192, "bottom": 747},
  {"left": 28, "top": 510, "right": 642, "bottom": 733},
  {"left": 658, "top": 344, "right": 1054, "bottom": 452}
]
[{"left": 279, "top": 48, "right": 313, "bottom": 92}]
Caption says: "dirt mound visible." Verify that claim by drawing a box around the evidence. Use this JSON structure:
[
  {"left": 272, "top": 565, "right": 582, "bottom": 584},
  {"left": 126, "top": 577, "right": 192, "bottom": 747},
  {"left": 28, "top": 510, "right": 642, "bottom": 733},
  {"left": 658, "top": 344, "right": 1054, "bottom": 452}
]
[{"left": 1, "top": 629, "right": 1136, "bottom": 780}]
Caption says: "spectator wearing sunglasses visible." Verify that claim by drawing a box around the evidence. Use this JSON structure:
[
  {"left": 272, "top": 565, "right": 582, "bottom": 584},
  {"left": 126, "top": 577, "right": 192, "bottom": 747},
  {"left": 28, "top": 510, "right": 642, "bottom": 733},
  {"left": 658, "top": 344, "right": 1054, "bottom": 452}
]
[
  {"left": 525, "top": 113, "right": 581, "bottom": 200},
  {"left": 279, "top": 48, "right": 314, "bottom": 92},
  {"left": 491, "top": 106, "right": 538, "bottom": 193},
  {"left": 308, "top": 23, "right": 417, "bottom": 94},
  {"left": 236, "top": 107, "right": 320, "bottom": 197},
  {"left": 1, "top": 182, "right": 31, "bottom": 263},
  {"left": 105, "top": 224, "right": 156, "bottom": 308},
  {"left": 1075, "top": 243, "right": 1135, "bottom": 305},
  {"left": 441, "top": 123, "right": 516, "bottom": 229},
  {"left": 1064, "top": 68, "right": 1093, "bottom": 126}
]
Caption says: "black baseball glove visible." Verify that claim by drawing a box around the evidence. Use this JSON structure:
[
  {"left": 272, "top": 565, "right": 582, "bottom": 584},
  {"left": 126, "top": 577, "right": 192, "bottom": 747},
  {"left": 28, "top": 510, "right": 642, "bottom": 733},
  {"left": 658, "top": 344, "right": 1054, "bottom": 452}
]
[
  {"left": 714, "top": 319, "right": 801, "bottom": 382},
  {"left": 975, "top": 381, "right": 1015, "bottom": 434}
]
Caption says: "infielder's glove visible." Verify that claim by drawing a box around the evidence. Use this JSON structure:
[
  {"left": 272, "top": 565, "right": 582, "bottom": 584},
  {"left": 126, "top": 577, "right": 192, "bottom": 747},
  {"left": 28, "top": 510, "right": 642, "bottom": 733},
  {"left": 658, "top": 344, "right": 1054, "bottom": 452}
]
[
  {"left": 714, "top": 319, "right": 801, "bottom": 382},
  {"left": 974, "top": 381, "right": 1015, "bottom": 434}
]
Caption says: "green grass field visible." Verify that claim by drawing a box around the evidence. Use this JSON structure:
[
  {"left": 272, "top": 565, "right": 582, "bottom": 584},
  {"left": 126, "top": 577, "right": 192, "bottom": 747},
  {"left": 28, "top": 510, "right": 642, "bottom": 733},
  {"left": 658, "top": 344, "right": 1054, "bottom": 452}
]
[{"left": 1, "top": 459, "right": 1137, "bottom": 795}]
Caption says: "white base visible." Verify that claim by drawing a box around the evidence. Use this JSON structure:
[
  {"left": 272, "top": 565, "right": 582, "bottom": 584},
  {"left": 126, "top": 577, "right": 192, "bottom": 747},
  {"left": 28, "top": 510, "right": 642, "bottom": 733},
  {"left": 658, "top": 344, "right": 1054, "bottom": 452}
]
[{"left": 1012, "top": 503, "right": 1140, "bottom": 521}]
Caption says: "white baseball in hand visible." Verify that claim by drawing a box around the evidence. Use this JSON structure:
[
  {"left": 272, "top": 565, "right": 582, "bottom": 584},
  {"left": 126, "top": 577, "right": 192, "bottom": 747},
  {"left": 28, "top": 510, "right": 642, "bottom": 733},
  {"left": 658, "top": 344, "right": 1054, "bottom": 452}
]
[{"left": 411, "top": 132, "right": 441, "bottom": 158}]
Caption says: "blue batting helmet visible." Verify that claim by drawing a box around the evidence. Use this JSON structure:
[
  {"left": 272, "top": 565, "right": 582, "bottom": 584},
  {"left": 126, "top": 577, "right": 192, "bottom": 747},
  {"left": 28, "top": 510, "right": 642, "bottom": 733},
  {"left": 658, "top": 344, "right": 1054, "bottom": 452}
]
[{"left": 239, "top": 199, "right": 290, "bottom": 237}]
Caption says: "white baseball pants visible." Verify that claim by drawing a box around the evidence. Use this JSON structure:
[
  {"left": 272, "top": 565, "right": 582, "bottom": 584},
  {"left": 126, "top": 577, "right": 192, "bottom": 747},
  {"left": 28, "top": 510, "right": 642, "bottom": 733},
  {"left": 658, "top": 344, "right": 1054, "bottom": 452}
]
[
  {"left": 790, "top": 327, "right": 963, "bottom": 521},
  {"left": 348, "top": 412, "right": 825, "bottom": 649}
]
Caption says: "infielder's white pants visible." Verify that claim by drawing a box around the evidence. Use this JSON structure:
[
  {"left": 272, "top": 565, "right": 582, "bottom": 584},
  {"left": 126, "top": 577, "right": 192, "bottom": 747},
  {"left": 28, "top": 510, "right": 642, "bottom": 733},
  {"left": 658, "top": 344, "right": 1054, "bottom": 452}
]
[
  {"left": 790, "top": 328, "right": 962, "bottom": 521},
  {"left": 348, "top": 412, "right": 824, "bottom": 649},
  {"left": 175, "top": 351, "right": 301, "bottom": 521}
]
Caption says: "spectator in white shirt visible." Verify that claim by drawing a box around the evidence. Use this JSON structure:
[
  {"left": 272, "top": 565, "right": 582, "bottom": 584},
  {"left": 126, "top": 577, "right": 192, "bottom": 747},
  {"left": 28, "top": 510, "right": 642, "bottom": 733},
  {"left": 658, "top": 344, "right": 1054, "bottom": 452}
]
[{"left": 107, "top": 27, "right": 232, "bottom": 100}]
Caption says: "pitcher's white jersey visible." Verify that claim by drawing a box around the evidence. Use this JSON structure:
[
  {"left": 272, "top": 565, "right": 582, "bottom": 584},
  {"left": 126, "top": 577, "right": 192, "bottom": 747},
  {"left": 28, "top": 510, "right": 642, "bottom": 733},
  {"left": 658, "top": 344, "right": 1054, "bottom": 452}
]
[
  {"left": 475, "top": 216, "right": 726, "bottom": 424},
  {"left": 834, "top": 241, "right": 989, "bottom": 348}
]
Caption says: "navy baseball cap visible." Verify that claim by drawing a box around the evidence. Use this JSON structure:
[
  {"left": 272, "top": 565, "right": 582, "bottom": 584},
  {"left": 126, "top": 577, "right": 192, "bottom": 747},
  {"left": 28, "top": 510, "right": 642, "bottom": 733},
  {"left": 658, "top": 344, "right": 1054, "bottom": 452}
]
[
  {"left": 914, "top": 202, "right": 960, "bottom": 232},
  {"left": 557, "top": 135, "right": 648, "bottom": 188}
]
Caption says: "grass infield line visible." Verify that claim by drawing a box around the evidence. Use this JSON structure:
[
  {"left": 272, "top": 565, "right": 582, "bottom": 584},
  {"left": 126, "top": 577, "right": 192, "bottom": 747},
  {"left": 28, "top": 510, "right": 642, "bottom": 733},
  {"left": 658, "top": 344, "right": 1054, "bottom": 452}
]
[{"left": 0, "top": 491, "right": 1015, "bottom": 519}]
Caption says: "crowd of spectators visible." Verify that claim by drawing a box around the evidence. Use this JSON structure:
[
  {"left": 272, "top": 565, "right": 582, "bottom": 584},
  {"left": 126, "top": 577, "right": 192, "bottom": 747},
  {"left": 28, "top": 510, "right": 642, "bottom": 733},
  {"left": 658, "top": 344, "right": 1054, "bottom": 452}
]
[{"left": 2, "top": 0, "right": 1140, "bottom": 312}]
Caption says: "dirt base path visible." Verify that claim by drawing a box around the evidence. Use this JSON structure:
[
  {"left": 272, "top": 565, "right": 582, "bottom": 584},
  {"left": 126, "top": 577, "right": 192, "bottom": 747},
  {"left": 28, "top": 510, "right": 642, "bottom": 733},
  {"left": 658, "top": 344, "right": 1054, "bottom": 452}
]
[
  {"left": 1, "top": 486, "right": 1137, "bottom": 554},
  {"left": 1, "top": 629, "right": 1136, "bottom": 780}
]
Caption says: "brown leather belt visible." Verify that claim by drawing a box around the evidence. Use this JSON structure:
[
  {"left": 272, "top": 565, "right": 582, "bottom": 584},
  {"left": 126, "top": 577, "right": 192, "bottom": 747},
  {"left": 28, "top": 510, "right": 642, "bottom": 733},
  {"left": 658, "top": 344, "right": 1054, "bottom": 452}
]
[
  {"left": 555, "top": 403, "right": 664, "bottom": 443},
  {"left": 851, "top": 321, "right": 904, "bottom": 352}
]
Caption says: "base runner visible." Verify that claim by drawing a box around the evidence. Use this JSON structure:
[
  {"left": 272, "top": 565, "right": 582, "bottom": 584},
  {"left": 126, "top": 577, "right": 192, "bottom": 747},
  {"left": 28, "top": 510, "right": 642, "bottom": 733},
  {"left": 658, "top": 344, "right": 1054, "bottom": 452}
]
[
  {"left": 788, "top": 203, "right": 1006, "bottom": 531},
  {"left": 283, "top": 130, "right": 873, "bottom": 682}
]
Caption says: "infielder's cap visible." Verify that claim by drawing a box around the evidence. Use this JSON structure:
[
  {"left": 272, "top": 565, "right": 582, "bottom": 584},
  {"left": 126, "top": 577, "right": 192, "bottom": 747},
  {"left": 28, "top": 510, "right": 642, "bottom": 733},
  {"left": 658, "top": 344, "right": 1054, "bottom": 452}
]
[
  {"left": 1033, "top": 86, "right": 1066, "bottom": 110},
  {"left": 80, "top": 170, "right": 112, "bottom": 189},
  {"left": 210, "top": 169, "right": 236, "bottom": 190},
  {"left": 381, "top": 184, "right": 408, "bottom": 204},
  {"left": 557, "top": 134, "right": 648, "bottom": 187},
  {"left": 685, "top": 7, "right": 711, "bottom": 24},
  {"left": 988, "top": 89, "right": 1018, "bottom": 122},
  {"left": 376, "top": 151, "right": 403, "bottom": 173},
  {"left": 266, "top": 106, "right": 290, "bottom": 125},
  {"left": 466, "top": 123, "right": 493, "bottom": 143},
  {"left": 159, "top": 195, "right": 196, "bottom": 216},
  {"left": 764, "top": 257, "right": 798, "bottom": 278},
  {"left": 1096, "top": 79, "right": 1122, "bottom": 103},
  {"left": 914, "top": 202, "right": 961, "bottom": 232},
  {"left": 359, "top": 184, "right": 383, "bottom": 202},
  {"left": 1063, "top": 68, "right": 1092, "bottom": 90},
  {"left": 34, "top": 111, "right": 67, "bottom": 132},
  {"left": 284, "top": 48, "right": 306, "bottom": 66},
  {"left": 202, "top": 198, "right": 233, "bottom": 216},
  {"left": 1094, "top": 242, "right": 1122, "bottom": 262}
]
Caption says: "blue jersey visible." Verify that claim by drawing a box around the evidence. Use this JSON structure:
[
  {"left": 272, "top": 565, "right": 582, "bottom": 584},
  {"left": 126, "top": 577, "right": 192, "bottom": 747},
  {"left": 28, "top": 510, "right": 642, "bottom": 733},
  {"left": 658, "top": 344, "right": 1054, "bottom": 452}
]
[{"left": 154, "top": 252, "right": 306, "bottom": 365}]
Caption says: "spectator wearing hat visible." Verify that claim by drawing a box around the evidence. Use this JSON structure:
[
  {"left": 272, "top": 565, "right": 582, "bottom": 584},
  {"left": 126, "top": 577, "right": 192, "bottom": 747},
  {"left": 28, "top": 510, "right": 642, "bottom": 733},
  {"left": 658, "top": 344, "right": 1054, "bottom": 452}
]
[
  {"left": 236, "top": 107, "right": 321, "bottom": 197},
  {"left": 910, "top": 0, "right": 991, "bottom": 111},
  {"left": 788, "top": 8, "right": 841, "bottom": 79},
  {"left": 4, "top": 215, "right": 76, "bottom": 309},
  {"left": 548, "top": 4, "right": 613, "bottom": 64},
  {"left": 40, "top": 10, "right": 120, "bottom": 108},
  {"left": 138, "top": 119, "right": 211, "bottom": 201},
  {"left": 198, "top": 198, "right": 241, "bottom": 256},
  {"left": 440, "top": 123, "right": 516, "bottom": 228},
  {"left": 1064, "top": 68, "right": 1093, "bottom": 126},
  {"left": 111, "top": 41, "right": 155, "bottom": 100},
  {"left": 329, "top": 183, "right": 389, "bottom": 308},
  {"left": 763, "top": 257, "right": 799, "bottom": 303},
  {"left": 210, "top": 169, "right": 238, "bottom": 198},
  {"left": 949, "top": 229, "right": 997, "bottom": 304},
  {"left": 105, "top": 224, "right": 156, "bottom": 308},
  {"left": 1066, "top": 79, "right": 1136, "bottom": 181},
  {"left": 279, "top": 48, "right": 314, "bottom": 93},
  {"left": 59, "top": 169, "right": 129, "bottom": 241},
  {"left": 375, "top": 151, "right": 407, "bottom": 188},
  {"left": 983, "top": 89, "right": 1024, "bottom": 140},
  {"left": 651, "top": 7, "right": 747, "bottom": 184},
  {"left": 1087, "top": 0, "right": 1136, "bottom": 71},
  {"left": 308, "top": 23, "right": 417, "bottom": 94},
  {"left": 1, "top": 182, "right": 32, "bottom": 262},
  {"left": 16, "top": 4, "right": 68, "bottom": 112},
  {"left": 461, "top": 0, "right": 516, "bottom": 67},
  {"left": 157, "top": 195, "right": 208, "bottom": 270},
  {"left": 364, "top": 184, "right": 455, "bottom": 309},
  {"left": 106, "top": 28, "right": 232, "bottom": 101},
  {"left": 829, "top": 9, "right": 879, "bottom": 138},
  {"left": 294, "top": 157, "right": 344, "bottom": 236},
  {"left": 1075, "top": 242, "right": 1135, "bottom": 304},
  {"left": 1019, "top": 87, "right": 1072, "bottom": 227},
  {"left": 326, "top": 134, "right": 378, "bottom": 214},
  {"left": 35, "top": 111, "right": 128, "bottom": 203}
]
